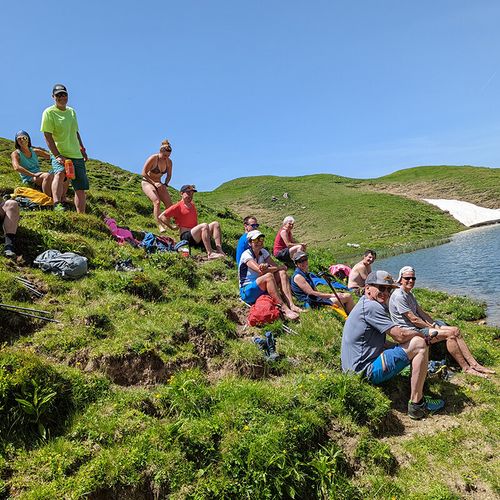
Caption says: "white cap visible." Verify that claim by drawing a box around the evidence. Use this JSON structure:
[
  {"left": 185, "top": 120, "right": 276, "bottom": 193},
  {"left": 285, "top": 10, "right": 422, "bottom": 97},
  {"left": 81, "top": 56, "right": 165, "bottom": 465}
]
[
  {"left": 397, "top": 266, "right": 415, "bottom": 283},
  {"left": 247, "top": 230, "right": 264, "bottom": 241}
]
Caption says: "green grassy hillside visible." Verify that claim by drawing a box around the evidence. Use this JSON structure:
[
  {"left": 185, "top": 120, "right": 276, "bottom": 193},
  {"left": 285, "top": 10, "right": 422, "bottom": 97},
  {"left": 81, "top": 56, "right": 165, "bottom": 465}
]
[
  {"left": 1, "top": 138, "right": 499, "bottom": 499},
  {"left": 204, "top": 166, "right": 499, "bottom": 261}
]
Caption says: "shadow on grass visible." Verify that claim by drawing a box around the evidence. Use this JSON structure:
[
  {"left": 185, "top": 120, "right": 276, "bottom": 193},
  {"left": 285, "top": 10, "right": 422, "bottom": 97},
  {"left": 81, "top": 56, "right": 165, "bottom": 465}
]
[{"left": 376, "top": 374, "right": 473, "bottom": 437}]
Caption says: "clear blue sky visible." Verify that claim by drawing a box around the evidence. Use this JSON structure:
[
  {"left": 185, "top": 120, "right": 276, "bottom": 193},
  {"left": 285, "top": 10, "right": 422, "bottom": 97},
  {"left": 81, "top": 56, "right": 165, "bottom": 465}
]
[{"left": 2, "top": 1, "right": 499, "bottom": 191}]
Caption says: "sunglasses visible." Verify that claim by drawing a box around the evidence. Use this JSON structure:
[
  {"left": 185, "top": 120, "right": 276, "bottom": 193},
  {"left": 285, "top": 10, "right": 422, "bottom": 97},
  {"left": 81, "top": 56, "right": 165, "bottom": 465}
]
[
  {"left": 374, "top": 285, "right": 394, "bottom": 293},
  {"left": 248, "top": 223, "right": 260, "bottom": 228},
  {"left": 17, "top": 136, "right": 29, "bottom": 142},
  {"left": 160, "top": 147, "right": 172, "bottom": 153},
  {"left": 402, "top": 277, "right": 416, "bottom": 281},
  {"left": 296, "top": 258, "right": 308, "bottom": 264},
  {"left": 251, "top": 236, "right": 265, "bottom": 242},
  {"left": 55, "top": 92, "right": 68, "bottom": 98}
]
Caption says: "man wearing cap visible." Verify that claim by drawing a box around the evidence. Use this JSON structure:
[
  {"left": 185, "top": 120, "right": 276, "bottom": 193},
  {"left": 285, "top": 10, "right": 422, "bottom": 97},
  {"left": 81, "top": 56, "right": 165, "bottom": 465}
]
[
  {"left": 0, "top": 199, "right": 20, "bottom": 258},
  {"left": 341, "top": 270, "right": 445, "bottom": 419},
  {"left": 348, "top": 249, "right": 377, "bottom": 294},
  {"left": 291, "top": 251, "right": 354, "bottom": 313},
  {"left": 236, "top": 215, "right": 259, "bottom": 264},
  {"left": 238, "top": 230, "right": 301, "bottom": 320},
  {"left": 41, "top": 84, "right": 89, "bottom": 213},
  {"left": 389, "top": 266, "right": 495, "bottom": 378},
  {"left": 159, "top": 185, "right": 225, "bottom": 259}
]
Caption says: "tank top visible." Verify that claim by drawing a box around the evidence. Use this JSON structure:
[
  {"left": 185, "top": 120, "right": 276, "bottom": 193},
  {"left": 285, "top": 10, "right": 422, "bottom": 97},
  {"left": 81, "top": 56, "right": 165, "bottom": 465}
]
[
  {"left": 18, "top": 147, "right": 40, "bottom": 174},
  {"left": 291, "top": 268, "right": 331, "bottom": 307}
]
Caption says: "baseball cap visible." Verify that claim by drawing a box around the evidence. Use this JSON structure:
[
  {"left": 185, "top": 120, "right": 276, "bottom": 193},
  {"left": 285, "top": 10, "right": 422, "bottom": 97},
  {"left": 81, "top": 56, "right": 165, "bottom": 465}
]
[
  {"left": 365, "top": 270, "right": 398, "bottom": 288},
  {"left": 52, "top": 84, "right": 68, "bottom": 95},
  {"left": 180, "top": 184, "right": 197, "bottom": 193},
  {"left": 397, "top": 266, "right": 415, "bottom": 283},
  {"left": 292, "top": 251, "right": 308, "bottom": 263},
  {"left": 247, "top": 230, "right": 264, "bottom": 241},
  {"left": 15, "top": 130, "right": 29, "bottom": 139}
]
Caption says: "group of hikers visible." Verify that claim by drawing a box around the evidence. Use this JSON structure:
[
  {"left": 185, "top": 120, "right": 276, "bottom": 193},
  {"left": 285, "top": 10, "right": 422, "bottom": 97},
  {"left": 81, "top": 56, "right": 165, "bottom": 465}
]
[{"left": 2, "top": 84, "right": 495, "bottom": 422}]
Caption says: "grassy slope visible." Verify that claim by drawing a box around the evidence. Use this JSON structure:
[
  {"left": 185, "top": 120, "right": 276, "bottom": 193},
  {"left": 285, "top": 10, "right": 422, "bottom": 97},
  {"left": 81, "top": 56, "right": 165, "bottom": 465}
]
[{"left": 0, "top": 137, "right": 499, "bottom": 499}]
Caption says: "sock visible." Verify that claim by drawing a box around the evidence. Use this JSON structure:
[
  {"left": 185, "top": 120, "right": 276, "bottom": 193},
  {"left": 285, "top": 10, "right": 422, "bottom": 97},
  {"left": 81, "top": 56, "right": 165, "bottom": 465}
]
[{"left": 4, "top": 234, "right": 15, "bottom": 248}]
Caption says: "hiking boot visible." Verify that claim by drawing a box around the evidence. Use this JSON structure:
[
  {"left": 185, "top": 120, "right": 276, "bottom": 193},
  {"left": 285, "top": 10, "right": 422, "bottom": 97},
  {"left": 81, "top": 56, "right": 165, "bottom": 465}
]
[
  {"left": 408, "top": 396, "right": 445, "bottom": 420},
  {"left": 264, "top": 331, "right": 279, "bottom": 361},
  {"left": 115, "top": 258, "right": 142, "bottom": 272},
  {"left": 4, "top": 245, "right": 16, "bottom": 259},
  {"left": 53, "top": 203, "right": 66, "bottom": 212}
]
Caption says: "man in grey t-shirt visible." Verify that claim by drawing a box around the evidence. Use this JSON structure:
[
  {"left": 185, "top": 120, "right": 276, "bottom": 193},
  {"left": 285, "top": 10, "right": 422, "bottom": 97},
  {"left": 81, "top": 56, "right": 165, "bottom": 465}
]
[{"left": 341, "top": 270, "right": 445, "bottom": 420}]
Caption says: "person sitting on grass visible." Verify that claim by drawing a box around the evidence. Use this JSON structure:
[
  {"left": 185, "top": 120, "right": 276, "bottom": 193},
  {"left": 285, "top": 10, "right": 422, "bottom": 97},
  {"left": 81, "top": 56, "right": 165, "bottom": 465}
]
[
  {"left": 348, "top": 249, "right": 377, "bottom": 295},
  {"left": 290, "top": 251, "right": 354, "bottom": 313},
  {"left": 341, "top": 270, "right": 445, "bottom": 420},
  {"left": 159, "top": 184, "right": 225, "bottom": 259},
  {"left": 236, "top": 215, "right": 259, "bottom": 264},
  {"left": 11, "top": 131, "right": 67, "bottom": 204},
  {"left": 273, "top": 216, "right": 306, "bottom": 263},
  {"left": 239, "top": 230, "right": 301, "bottom": 321},
  {"left": 389, "top": 266, "right": 495, "bottom": 378},
  {"left": 0, "top": 198, "right": 20, "bottom": 258}
]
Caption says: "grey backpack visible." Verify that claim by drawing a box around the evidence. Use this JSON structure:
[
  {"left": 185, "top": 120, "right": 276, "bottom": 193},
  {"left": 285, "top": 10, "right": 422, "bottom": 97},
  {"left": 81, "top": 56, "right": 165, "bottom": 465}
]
[{"left": 34, "top": 250, "right": 88, "bottom": 280}]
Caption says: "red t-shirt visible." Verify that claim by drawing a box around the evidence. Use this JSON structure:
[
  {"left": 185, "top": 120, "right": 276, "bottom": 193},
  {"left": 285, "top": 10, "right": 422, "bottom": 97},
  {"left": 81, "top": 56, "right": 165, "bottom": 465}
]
[
  {"left": 163, "top": 200, "right": 198, "bottom": 229},
  {"left": 273, "top": 229, "right": 289, "bottom": 255}
]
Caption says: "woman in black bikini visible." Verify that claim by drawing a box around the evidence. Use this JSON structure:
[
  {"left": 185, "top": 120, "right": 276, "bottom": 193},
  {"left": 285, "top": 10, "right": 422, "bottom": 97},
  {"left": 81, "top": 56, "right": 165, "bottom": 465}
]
[{"left": 141, "top": 139, "right": 173, "bottom": 232}]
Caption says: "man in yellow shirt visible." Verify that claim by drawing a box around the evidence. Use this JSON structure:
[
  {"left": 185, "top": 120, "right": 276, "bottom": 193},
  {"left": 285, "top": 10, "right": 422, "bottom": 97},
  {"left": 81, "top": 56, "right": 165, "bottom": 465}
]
[{"left": 41, "top": 84, "right": 89, "bottom": 213}]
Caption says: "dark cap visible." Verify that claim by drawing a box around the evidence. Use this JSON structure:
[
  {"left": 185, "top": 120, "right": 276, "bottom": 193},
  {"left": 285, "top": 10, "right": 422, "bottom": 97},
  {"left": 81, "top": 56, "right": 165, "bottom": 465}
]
[
  {"left": 292, "top": 251, "right": 308, "bottom": 263},
  {"left": 52, "top": 84, "right": 68, "bottom": 95},
  {"left": 365, "top": 270, "right": 398, "bottom": 288},
  {"left": 180, "top": 184, "right": 197, "bottom": 193}
]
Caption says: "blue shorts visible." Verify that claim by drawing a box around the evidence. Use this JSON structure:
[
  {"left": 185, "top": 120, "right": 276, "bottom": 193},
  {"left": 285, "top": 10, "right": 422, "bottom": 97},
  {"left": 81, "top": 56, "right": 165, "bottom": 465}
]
[
  {"left": 240, "top": 281, "right": 266, "bottom": 304},
  {"left": 50, "top": 156, "right": 89, "bottom": 191},
  {"left": 368, "top": 346, "right": 410, "bottom": 385}
]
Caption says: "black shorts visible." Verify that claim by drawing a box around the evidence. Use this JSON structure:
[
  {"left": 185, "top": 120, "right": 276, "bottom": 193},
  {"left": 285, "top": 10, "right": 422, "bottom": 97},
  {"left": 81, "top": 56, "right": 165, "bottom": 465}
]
[
  {"left": 275, "top": 248, "right": 290, "bottom": 261},
  {"left": 180, "top": 230, "right": 203, "bottom": 248}
]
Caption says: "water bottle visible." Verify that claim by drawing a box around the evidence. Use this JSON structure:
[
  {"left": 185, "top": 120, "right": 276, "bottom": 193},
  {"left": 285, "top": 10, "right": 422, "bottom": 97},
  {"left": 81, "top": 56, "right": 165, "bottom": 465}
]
[{"left": 64, "top": 159, "right": 75, "bottom": 179}]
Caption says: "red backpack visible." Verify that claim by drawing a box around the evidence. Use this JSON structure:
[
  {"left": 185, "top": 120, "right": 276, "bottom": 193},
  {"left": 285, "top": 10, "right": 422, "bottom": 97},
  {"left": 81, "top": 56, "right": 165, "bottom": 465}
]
[{"left": 247, "top": 295, "right": 281, "bottom": 326}]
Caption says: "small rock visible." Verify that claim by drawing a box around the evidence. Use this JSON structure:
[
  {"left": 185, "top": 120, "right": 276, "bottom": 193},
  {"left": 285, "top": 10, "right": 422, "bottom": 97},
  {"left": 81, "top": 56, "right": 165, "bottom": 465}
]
[
  {"left": 283, "top": 192, "right": 289, "bottom": 199},
  {"left": 271, "top": 196, "right": 277, "bottom": 202}
]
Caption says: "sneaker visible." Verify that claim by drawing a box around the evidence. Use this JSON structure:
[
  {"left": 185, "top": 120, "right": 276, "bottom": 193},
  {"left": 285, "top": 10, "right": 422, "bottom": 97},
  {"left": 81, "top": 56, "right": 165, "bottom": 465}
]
[
  {"left": 408, "top": 396, "right": 445, "bottom": 420},
  {"left": 53, "top": 203, "right": 66, "bottom": 212},
  {"left": 4, "top": 245, "right": 16, "bottom": 259}
]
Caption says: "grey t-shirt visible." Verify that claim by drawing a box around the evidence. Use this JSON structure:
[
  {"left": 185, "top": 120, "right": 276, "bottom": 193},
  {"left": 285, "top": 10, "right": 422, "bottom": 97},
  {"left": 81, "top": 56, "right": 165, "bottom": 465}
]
[
  {"left": 341, "top": 295, "right": 396, "bottom": 378},
  {"left": 389, "top": 288, "right": 419, "bottom": 331}
]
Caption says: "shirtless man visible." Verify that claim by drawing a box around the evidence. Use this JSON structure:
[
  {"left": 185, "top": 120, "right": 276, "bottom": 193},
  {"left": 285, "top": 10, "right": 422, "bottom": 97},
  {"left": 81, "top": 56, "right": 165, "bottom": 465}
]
[
  {"left": 348, "top": 249, "right": 376, "bottom": 294},
  {"left": 159, "top": 185, "right": 225, "bottom": 259}
]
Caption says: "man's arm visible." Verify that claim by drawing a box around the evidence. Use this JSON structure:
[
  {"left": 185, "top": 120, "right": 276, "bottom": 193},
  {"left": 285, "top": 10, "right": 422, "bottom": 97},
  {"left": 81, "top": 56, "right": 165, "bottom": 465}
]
[
  {"left": 402, "top": 311, "right": 431, "bottom": 329},
  {"left": 415, "top": 304, "right": 434, "bottom": 325},
  {"left": 76, "top": 132, "right": 88, "bottom": 161},
  {"left": 386, "top": 325, "right": 425, "bottom": 344},
  {"left": 43, "top": 132, "right": 64, "bottom": 164}
]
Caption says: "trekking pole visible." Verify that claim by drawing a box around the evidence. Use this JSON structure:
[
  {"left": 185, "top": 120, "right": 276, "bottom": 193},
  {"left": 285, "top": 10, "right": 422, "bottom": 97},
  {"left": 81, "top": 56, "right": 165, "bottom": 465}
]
[
  {"left": 0, "top": 303, "right": 60, "bottom": 323},
  {"left": 317, "top": 271, "right": 349, "bottom": 316}
]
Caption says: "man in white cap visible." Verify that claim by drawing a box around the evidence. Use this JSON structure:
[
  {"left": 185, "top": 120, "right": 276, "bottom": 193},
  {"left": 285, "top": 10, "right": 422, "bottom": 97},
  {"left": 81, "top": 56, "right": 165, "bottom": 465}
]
[
  {"left": 389, "top": 266, "right": 494, "bottom": 378},
  {"left": 238, "top": 230, "right": 301, "bottom": 321},
  {"left": 341, "top": 270, "right": 445, "bottom": 419}
]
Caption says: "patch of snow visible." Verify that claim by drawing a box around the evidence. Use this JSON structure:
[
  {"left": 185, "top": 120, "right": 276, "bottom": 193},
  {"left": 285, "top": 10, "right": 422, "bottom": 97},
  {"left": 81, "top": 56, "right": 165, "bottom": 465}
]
[{"left": 424, "top": 199, "right": 500, "bottom": 227}]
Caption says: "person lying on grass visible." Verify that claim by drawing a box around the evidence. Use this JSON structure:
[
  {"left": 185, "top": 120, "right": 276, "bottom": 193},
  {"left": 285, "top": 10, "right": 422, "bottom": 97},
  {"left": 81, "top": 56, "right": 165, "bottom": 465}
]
[
  {"left": 341, "top": 270, "right": 445, "bottom": 420},
  {"left": 159, "top": 184, "right": 225, "bottom": 259},
  {"left": 239, "top": 230, "right": 301, "bottom": 321},
  {"left": 273, "top": 216, "right": 306, "bottom": 263},
  {"left": 290, "top": 251, "right": 354, "bottom": 313},
  {"left": 389, "top": 266, "right": 495, "bottom": 378}
]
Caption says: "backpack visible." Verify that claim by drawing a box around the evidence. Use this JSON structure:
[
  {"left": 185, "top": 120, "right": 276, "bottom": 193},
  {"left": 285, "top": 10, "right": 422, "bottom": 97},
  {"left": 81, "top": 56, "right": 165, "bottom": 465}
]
[
  {"left": 140, "top": 232, "right": 177, "bottom": 253},
  {"left": 34, "top": 250, "right": 88, "bottom": 280},
  {"left": 247, "top": 295, "right": 281, "bottom": 326},
  {"left": 12, "top": 187, "right": 53, "bottom": 206}
]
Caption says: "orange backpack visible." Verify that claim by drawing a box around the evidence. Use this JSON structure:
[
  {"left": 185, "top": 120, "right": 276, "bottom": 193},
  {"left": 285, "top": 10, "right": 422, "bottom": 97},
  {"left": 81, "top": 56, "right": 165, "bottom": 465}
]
[{"left": 247, "top": 295, "right": 281, "bottom": 326}]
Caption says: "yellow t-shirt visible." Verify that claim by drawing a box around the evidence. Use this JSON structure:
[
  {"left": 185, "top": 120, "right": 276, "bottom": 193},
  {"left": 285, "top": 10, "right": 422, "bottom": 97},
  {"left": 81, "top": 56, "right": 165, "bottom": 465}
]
[{"left": 40, "top": 105, "right": 82, "bottom": 159}]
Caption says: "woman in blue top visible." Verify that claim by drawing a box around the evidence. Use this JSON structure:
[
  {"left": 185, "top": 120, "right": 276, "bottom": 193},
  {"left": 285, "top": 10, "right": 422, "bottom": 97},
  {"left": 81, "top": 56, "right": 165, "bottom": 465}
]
[{"left": 11, "top": 130, "right": 55, "bottom": 198}]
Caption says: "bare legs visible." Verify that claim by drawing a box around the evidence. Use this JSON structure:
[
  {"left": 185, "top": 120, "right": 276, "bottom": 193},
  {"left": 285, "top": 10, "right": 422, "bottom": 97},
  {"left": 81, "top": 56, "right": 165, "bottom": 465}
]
[
  {"left": 255, "top": 273, "right": 299, "bottom": 320},
  {"left": 190, "top": 222, "right": 225, "bottom": 259},
  {"left": 141, "top": 181, "right": 172, "bottom": 231},
  {"left": 401, "top": 336, "right": 429, "bottom": 403},
  {"left": 433, "top": 326, "right": 495, "bottom": 377},
  {"left": 74, "top": 190, "right": 86, "bottom": 214},
  {"left": 289, "top": 243, "right": 307, "bottom": 260}
]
